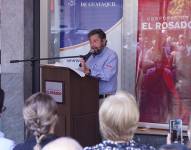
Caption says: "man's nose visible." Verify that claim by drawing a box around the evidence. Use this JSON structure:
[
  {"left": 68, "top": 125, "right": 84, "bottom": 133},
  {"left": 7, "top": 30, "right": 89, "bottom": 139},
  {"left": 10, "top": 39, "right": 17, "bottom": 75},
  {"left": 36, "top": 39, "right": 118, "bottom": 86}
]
[{"left": 91, "top": 43, "right": 96, "bottom": 47}]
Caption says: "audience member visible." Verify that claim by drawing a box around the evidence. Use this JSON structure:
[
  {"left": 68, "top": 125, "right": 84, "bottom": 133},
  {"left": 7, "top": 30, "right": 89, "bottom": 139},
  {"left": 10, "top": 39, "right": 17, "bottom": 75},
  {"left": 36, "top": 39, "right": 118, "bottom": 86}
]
[
  {"left": 14, "top": 92, "right": 58, "bottom": 150},
  {"left": 84, "top": 91, "right": 156, "bottom": 150},
  {"left": 0, "top": 88, "right": 15, "bottom": 150},
  {"left": 42, "top": 137, "right": 82, "bottom": 150}
]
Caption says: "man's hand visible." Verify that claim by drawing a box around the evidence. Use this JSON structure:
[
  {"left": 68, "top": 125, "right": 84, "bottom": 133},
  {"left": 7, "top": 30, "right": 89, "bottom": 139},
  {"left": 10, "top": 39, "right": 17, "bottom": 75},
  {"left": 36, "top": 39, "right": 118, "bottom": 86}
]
[{"left": 80, "top": 59, "right": 91, "bottom": 75}]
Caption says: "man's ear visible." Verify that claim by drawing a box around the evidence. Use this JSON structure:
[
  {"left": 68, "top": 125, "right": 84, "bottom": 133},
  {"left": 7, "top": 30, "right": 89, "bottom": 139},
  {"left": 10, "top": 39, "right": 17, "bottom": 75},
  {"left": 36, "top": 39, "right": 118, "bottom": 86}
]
[{"left": 102, "top": 39, "right": 107, "bottom": 46}]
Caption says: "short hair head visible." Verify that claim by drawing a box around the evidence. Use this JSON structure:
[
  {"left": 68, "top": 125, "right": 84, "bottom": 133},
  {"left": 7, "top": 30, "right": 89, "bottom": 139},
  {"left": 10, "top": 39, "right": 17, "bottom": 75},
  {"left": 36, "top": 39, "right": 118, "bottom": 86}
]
[
  {"left": 42, "top": 137, "right": 83, "bottom": 150},
  {"left": 88, "top": 29, "right": 106, "bottom": 40},
  {"left": 23, "top": 92, "right": 58, "bottom": 150},
  {"left": 99, "top": 91, "right": 139, "bottom": 142}
]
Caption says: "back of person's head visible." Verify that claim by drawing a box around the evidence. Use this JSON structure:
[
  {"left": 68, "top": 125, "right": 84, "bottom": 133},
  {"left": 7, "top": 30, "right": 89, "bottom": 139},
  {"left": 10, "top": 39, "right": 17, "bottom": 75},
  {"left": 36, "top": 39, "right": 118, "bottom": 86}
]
[
  {"left": 0, "top": 88, "right": 5, "bottom": 114},
  {"left": 99, "top": 91, "right": 140, "bottom": 142},
  {"left": 23, "top": 92, "right": 58, "bottom": 150},
  {"left": 159, "top": 144, "right": 188, "bottom": 150},
  {"left": 42, "top": 137, "right": 82, "bottom": 150},
  {"left": 88, "top": 29, "right": 106, "bottom": 40}
]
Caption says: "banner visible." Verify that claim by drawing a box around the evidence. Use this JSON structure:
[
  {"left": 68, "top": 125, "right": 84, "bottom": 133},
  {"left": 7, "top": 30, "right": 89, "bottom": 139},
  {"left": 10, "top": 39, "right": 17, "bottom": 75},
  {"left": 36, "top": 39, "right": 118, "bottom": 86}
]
[
  {"left": 59, "top": 0, "right": 123, "bottom": 49},
  {"left": 136, "top": 0, "right": 191, "bottom": 124}
]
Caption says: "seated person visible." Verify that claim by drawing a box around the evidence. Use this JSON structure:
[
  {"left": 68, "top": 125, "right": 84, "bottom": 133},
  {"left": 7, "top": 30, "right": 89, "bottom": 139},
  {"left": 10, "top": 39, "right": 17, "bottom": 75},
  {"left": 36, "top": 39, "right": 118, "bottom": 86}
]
[
  {"left": 14, "top": 92, "right": 58, "bottom": 150},
  {"left": 84, "top": 91, "right": 156, "bottom": 150},
  {"left": 42, "top": 137, "right": 82, "bottom": 150},
  {"left": 0, "top": 88, "right": 15, "bottom": 150}
]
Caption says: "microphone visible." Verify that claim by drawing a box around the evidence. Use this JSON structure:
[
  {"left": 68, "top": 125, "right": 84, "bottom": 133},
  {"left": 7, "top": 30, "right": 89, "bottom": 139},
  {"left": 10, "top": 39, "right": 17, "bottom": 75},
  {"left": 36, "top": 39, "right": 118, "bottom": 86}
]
[
  {"left": 79, "top": 49, "right": 94, "bottom": 67},
  {"left": 82, "top": 49, "right": 94, "bottom": 62},
  {"left": 10, "top": 60, "right": 21, "bottom": 63}
]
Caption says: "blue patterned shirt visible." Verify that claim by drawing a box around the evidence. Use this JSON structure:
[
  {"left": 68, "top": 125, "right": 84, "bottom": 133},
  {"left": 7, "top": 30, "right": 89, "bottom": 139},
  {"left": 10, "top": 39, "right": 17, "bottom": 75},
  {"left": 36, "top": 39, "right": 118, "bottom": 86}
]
[
  {"left": 86, "top": 47, "right": 118, "bottom": 95},
  {"left": 83, "top": 140, "right": 156, "bottom": 150}
]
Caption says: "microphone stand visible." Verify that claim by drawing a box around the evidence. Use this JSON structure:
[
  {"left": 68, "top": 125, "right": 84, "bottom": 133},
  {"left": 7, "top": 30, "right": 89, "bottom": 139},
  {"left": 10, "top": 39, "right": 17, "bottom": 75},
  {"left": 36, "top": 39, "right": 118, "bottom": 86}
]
[
  {"left": 10, "top": 55, "right": 84, "bottom": 63},
  {"left": 10, "top": 55, "right": 84, "bottom": 93}
]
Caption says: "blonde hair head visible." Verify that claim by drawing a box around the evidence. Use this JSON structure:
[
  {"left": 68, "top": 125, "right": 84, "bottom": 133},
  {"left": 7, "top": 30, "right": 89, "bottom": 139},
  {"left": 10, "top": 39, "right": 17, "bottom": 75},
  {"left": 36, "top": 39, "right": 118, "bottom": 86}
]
[
  {"left": 99, "top": 91, "right": 139, "bottom": 142},
  {"left": 42, "top": 137, "right": 83, "bottom": 150},
  {"left": 23, "top": 92, "right": 58, "bottom": 150}
]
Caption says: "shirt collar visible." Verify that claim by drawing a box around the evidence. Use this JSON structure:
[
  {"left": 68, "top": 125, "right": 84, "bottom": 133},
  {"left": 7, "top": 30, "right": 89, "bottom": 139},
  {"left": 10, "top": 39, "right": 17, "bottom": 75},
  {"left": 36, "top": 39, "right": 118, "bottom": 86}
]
[{"left": 93, "top": 47, "right": 107, "bottom": 57}]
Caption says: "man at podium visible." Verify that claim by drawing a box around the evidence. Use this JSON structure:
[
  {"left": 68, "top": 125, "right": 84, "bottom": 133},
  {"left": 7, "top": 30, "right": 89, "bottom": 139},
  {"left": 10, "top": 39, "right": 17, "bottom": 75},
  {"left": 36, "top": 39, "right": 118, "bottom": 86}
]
[{"left": 80, "top": 29, "right": 118, "bottom": 98}]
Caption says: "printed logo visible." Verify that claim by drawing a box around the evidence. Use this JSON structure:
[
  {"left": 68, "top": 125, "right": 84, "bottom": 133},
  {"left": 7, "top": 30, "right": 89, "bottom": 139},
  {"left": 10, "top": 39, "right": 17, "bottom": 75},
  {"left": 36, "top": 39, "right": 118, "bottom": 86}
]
[{"left": 168, "top": 0, "right": 189, "bottom": 15}]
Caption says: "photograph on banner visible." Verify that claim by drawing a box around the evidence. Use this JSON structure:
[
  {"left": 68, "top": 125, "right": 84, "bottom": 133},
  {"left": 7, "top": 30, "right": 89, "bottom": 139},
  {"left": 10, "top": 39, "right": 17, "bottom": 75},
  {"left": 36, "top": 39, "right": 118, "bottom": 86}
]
[{"left": 136, "top": 0, "right": 191, "bottom": 125}]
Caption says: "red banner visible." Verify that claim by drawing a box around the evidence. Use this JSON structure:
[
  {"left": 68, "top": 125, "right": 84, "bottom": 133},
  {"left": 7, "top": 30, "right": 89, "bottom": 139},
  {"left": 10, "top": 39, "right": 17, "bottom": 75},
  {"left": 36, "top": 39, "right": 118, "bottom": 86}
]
[{"left": 136, "top": 0, "right": 191, "bottom": 124}]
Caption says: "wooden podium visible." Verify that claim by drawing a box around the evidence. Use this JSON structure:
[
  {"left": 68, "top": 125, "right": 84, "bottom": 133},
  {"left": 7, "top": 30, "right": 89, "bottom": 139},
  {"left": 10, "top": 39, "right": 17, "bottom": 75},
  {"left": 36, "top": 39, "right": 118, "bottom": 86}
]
[{"left": 41, "top": 65, "right": 101, "bottom": 146}]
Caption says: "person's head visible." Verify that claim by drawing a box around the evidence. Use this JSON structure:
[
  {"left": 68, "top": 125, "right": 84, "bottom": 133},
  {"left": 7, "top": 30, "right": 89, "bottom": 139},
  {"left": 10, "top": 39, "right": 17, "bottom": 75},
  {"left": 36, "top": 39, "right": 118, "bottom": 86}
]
[
  {"left": 159, "top": 144, "right": 188, "bottom": 150},
  {"left": 0, "top": 88, "right": 6, "bottom": 115},
  {"left": 88, "top": 29, "right": 107, "bottom": 53},
  {"left": 23, "top": 92, "right": 58, "bottom": 150},
  {"left": 99, "top": 91, "right": 139, "bottom": 142},
  {"left": 42, "top": 137, "right": 83, "bottom": 150}
]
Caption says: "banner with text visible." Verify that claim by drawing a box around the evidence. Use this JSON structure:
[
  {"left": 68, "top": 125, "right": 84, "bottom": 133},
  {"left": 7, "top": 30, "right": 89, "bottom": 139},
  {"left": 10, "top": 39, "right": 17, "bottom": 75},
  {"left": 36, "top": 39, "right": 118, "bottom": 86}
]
[{"left": 136, "top": 0, "right": 191, "bottom": 124}]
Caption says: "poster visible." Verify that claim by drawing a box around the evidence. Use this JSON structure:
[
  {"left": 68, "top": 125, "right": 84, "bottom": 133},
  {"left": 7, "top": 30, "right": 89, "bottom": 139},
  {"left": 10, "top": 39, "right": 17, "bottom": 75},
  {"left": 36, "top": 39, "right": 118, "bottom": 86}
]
[
  {"left": 58, "top": 0, "right": 123, "bottom": 49},
  {"left": 136, "top": 0, "right": 191, "bottom": 124}
]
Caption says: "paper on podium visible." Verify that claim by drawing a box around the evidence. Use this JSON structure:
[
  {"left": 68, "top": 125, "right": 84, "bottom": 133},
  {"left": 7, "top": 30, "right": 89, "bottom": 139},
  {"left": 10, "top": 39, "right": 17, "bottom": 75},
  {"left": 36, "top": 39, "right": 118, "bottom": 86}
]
[{"left": 54, "top": 62, "right": 85, "bottom": 77}]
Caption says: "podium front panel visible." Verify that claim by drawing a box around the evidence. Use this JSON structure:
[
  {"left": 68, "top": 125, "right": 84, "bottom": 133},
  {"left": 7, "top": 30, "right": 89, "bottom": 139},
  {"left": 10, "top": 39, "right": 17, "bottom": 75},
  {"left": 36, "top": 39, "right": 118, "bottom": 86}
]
[{"left": 41, "top": 65, "right": 101, "bottom": 146}]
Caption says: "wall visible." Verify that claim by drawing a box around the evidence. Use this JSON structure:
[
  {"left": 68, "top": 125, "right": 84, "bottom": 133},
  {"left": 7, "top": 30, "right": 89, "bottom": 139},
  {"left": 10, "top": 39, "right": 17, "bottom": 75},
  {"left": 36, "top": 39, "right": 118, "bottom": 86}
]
[{"left": 0, "top": 0, "right": 33, "bottom": 143}]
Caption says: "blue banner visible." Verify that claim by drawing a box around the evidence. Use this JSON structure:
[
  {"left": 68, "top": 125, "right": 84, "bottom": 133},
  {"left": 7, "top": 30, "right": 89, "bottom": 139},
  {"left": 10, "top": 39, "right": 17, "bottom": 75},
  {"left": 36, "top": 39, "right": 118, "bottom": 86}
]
[{"left": 59, "top": 0, "right": 123, "bottom": 48}]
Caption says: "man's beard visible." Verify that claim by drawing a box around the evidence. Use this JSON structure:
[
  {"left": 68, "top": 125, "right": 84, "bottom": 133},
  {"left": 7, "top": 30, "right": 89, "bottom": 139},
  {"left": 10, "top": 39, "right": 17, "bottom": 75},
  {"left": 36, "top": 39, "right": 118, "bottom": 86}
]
[{"left": 92, "top": 45, "right": 105, "bottom": 54}]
